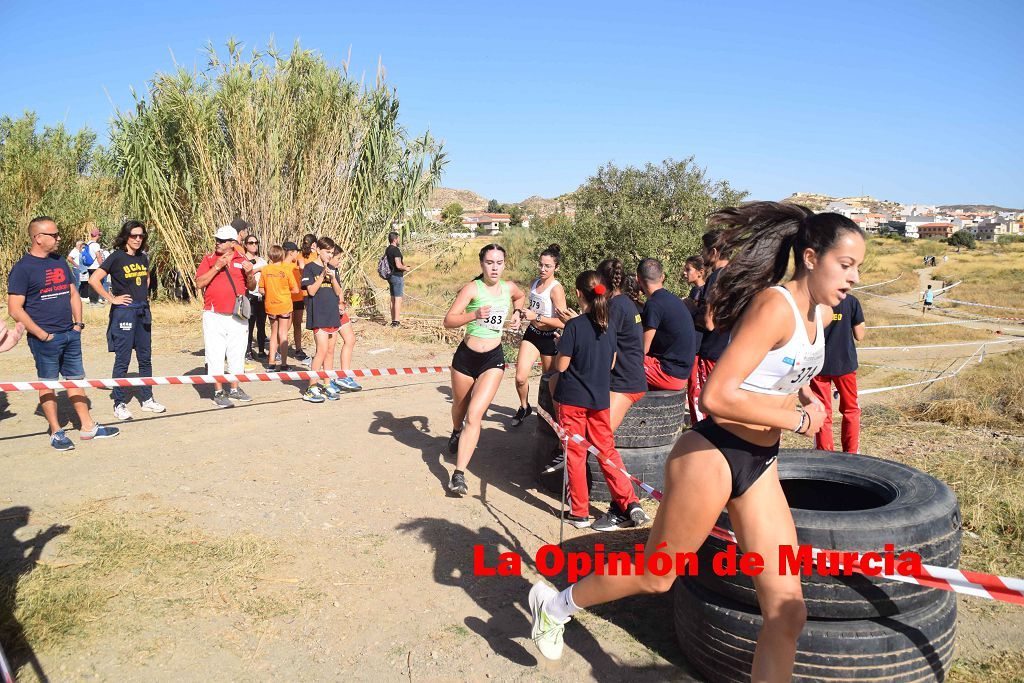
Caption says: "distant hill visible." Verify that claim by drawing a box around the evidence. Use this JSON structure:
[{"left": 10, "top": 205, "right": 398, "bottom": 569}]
[
  {"left": 429, "top": 187, "right": 489, "bottom": 212},
  {"left": 783, "top": 192, "right": 902, "bottom": 214},
  {"left": 429, "top": 187, "right": 570, "bottom": 217},
  {"left": 939, "top": 204, "right": 1022, "bottom": 213}
]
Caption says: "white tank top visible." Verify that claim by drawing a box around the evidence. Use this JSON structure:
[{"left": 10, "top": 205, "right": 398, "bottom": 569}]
[
  {"left": 739, "top": 286, "right": 825, "bottom": 396},
  {"left": 528, "top": 278, "right": 559, "bottom": 318}
]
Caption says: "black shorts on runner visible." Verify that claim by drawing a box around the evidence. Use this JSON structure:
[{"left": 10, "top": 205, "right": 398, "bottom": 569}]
[
  {"left": 691, "top": 418, "right": 779, "bottom": 499},
  {"left": 451, "top": 340, "right": 505, "bottom": 379},
  {"left": 523, "top": 325, "right": 558, "bottom": 356}
]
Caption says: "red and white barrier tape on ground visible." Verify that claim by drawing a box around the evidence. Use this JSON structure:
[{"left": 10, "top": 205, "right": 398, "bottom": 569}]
[
  {"left": 534, "top": 405, "right": 1024, "bottom": 605},
  {"left": 0, "top": 643, "right": 12, "bottom": 683},
  {"left": 0, "top": 366, "right": 451, "bottom": 393}
]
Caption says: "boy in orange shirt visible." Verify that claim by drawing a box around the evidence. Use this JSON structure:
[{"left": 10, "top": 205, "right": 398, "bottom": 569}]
[{"left": 259, "top": 244, "right": 301, "bottom": 371}]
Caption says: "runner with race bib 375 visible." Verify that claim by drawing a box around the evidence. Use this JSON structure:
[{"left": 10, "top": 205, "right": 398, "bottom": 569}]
[{"left": 442, "top": 243, "right": 527, "bottom": 496}]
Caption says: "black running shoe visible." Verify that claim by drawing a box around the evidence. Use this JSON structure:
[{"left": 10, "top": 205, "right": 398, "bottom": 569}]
[
  {"left": 560, "top": 511, "right": 592, "bottom": 529},
  {"left": 447, "top": 430, "right": 462, "bottom": 455},
  {"left": 591, "top": 507, "right": 632, "bottom": 532},
  {"left": 511, "top": 404, "right": 533, "bottom": 427},
  {"left": 627, "top": 502, "right": 652, "bottom": 527},
  {"left": 542, "top": 451, "right": 565, "bottom": 474},
  {"left": 448, "top": 471, "right": 468, "bottom": 495}
]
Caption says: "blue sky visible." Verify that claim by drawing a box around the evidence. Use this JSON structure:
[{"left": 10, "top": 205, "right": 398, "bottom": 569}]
[{"left": 1, "top": 1, "right": 1021, "bottom": 207}]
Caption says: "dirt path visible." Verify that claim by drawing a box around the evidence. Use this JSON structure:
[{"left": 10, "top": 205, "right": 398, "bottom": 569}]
[
  {"left": 0, "top": 319, "right": 696, "bottom": 681},
  {"left": 1, "top": 305, "right": 1021, "bottom": 680}
]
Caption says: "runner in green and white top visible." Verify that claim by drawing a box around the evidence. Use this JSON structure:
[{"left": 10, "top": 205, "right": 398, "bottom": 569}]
[{"left": 442, "top": 243, "right": 527, "bottom": 495}]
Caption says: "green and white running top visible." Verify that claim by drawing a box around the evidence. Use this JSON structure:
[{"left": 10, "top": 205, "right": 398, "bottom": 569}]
[{"left": 466, "top": 279, "right": 511, "bottom": 339}]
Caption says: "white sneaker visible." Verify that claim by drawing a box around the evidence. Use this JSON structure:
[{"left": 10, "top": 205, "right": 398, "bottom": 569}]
[
  {"left": 141, "top": 398, "right": 166, "bottom": 413},
  {"left": 529, "top": 581, "right": 568, "bottom": 660},
  {"left": 113, "top": 403, "right": 133, "bottom": 420}
]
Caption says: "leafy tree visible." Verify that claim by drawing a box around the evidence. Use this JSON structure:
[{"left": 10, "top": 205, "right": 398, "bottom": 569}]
[
  {"left": 486, "top": 198, "right": 501, "bottom": 213},
  {"left": 948, "top": 230, "right": 976, "bottom": 251},
  {"left": 0, "top": 113, "right": 121, "bottom": 297},
  {"left": 538, "top": 157, "right": 747, "bottom": 292},
  {"left": 508, "top": 204, "right": 524, "bottom": 227},
  {"left": 441, "top": 202, "right": 464, "bottom": 231}
]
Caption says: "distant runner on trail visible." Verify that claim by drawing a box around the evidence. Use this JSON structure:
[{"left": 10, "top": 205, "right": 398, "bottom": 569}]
[
  {"left": 512, "top": 243, "right": 566, "bottom": 427},
  {"left": 442, "top": 243, "right": 527, "bottom": 496},
  {"left": 527, "top": 203, "right": 864, "bottom": 681},
  {"left": 922, "top": 284, "right": 934, "bottom": 314}
]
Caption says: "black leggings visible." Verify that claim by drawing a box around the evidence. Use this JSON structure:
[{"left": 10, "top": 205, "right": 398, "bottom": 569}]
[{"left": 247, "top": 295, "right": 267, "bottom": 352}]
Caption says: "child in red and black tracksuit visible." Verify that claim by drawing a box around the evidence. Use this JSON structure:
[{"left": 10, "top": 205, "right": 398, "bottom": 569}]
[
  {"left": 809, "top": 293, "right": 865, "bottom": 453},
  {"left": 554, "top": 271, "right": 650, "bottom": 532}
]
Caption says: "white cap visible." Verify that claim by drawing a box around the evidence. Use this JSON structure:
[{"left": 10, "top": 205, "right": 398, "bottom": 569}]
[{"left": 214, "top": 225, "right": 238, "bottom": 241}]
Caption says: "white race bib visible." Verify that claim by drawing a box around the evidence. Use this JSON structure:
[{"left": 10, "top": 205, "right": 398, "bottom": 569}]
[{"left": 481, "top": 305, "right": 508, "bottom": 332}]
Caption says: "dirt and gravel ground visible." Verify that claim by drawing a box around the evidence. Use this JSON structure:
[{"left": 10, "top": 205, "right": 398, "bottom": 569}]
[{"left": 1, "top": 271, "right": 1022, "bottom": 681}]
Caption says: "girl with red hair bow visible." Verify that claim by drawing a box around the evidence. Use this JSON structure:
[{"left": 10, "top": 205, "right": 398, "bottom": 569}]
[{"left": 548, "top": 270, "right": 649, "bottom": 532}]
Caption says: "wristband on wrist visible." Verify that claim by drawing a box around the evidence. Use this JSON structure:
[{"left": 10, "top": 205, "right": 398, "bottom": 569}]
[{"left": 794, "top": 405, "right": 808, "bottom": 434}]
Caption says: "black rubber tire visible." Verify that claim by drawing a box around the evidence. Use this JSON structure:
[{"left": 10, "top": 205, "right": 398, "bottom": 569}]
[
  {"left": 692, "top": 449, "right": 961, "bottom": 619},
  {"left": 587, "top": 441, "right": 672, "bottom": 503},
  {"left": 614, "top": 389, "right": 687, "bottom": 448},
  {"left": 674, "top": 578, "right": 956, "bottom": 683}
]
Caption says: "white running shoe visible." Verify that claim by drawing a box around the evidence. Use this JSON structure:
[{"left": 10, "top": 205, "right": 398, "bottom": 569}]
[
  {"left": 140, "top": 398, "right": 166, "bottom": 413},
  {"left": 529, "top": 581, "right": 568, "bottom": 660},
  {"left": 113, "top": 403, "right": 133, "bottom": 420}
]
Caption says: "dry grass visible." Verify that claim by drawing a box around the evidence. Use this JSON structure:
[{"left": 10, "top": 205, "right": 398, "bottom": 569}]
[
  {"left": 929, "top": 243, "right": 1024, "bottom": 310},
  {"left": 0, "top": 511, "right": 291, "bottom": 655},
  {"left": 949, "top": 650, "right": 1024, "bottom": 682},
  {"left": 858, "top": 299, "right": 997, "bottom": 347}
]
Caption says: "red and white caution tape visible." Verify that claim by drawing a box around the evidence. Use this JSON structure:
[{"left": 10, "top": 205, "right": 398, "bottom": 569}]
[
  {"left": 0, "top": 366, "right": 451, "bottom": 393},
  {"left": 940, "top": 297, "right": 1024, "bottom": 312},
  {"left": 858, "top": 338, "right": 1024, "bottom": 351},
  {"left": 853, "top": 273, "right": 903, "bottom": 290},
  {"left": 0, "top": 643, "right": 12, "bottom": 683},
  {"left": 534, "top": 404, "right": 1024, "bottom": 605}
]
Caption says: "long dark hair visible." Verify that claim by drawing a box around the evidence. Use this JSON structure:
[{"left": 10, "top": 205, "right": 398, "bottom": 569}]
[
  {"left": 540, "top": 243, "right": 561, "bottom": 266},
  {"left": 113, "top": 220, "right": 148, "bottom": 253},
  {"left": 597, "top": 258, "right": 625, "bottom": 294},
  {"left": 300, "top": 233, "right": 318, "bottom": 259},
  {"left": 575, "top": 270, "right": 610, "bottom": 332},
  {"left": 474, "top": 243, "right": 507, "bottom": 281},
  {"left": 708, "top": 202, "right": 864, "bottom": 331}
]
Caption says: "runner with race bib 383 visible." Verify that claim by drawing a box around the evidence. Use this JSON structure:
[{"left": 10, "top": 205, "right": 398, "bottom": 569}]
[{"left": 442, "top": 243, "right": 527, "bottom": 496}]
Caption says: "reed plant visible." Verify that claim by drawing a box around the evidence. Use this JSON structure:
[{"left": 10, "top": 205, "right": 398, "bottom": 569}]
[{"left": 109, "top": 40, "right": 446, "bottom": 294}]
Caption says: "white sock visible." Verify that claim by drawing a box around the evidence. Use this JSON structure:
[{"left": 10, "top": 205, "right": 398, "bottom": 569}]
[{"left": 544, "top": 585, "right": 580, "bottom": 622}]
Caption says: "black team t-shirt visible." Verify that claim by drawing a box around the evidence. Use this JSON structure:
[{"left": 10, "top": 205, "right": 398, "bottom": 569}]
[
  {"left": 554, "top": 314, "right": 617, "bottom": 411},
  {"left": 820, "top": 294, "right": 865, "bottom": 376},
  {"left": 301, "top": 262, "right": 342, "bottom": 330},
  {"left": 697, "top": 268, "right": 729, "bottom": 361},
  {"left": 608, "top": 294, "right": 646, "bottom": 393},
  {"left": 641, "top": 288, "right": 697, "bottom": 380},
  {"left": 102, "top": 250, "right": 150, "bottom": 302},
  {"left": 7, "top": 253, "right": 75, "bottom": 334},
  {"left": 385, "top": 245, "right": 403, "bottom": 276}
]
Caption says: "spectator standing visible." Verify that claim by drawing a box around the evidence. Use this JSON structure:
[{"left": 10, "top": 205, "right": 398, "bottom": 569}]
[
  {"left": 243, "top": 233, "right": 268, "bottom": 360},
  {"left": 688, "top": 231, "right": 730, "bottom": 424},
  {"left": 194, "top": 224, "right": 256, "bottom": 408},
  {"left": 88, "top": 220, "right": 166, "bottom": 420},
  {"left": 7, "top": 216, "right": 120, "bottom": 450},
  {"left": 637, "top": 258, "right": 696, "bottom": 391},
  {"left": 83, "top": 228, "right": 104, "bottom": 305},
  {"left": 809, "top": 293, "right": 865, "bottom": 453},
  {"left": 385, "top": 231, "right": 410, "bottom": 327}
]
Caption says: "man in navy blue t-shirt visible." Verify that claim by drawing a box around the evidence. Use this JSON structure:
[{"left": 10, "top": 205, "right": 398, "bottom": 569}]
[
  {"left": 7, "top": 216, "right": 120, "bottom": 451},
  {"left": 637, "top": 258, "right": 696, "bottom": 391},
  {"left": 808, "top": 293, "right": 865, "bottom": 453}
]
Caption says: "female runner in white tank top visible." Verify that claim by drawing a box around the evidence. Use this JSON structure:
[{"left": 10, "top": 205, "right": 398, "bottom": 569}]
[
  {"left": 527, "top": 203, "right": 867, "bottom": 681},
  {"left": 511, "top": 244, "right": 566, "bottom": 426}
]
